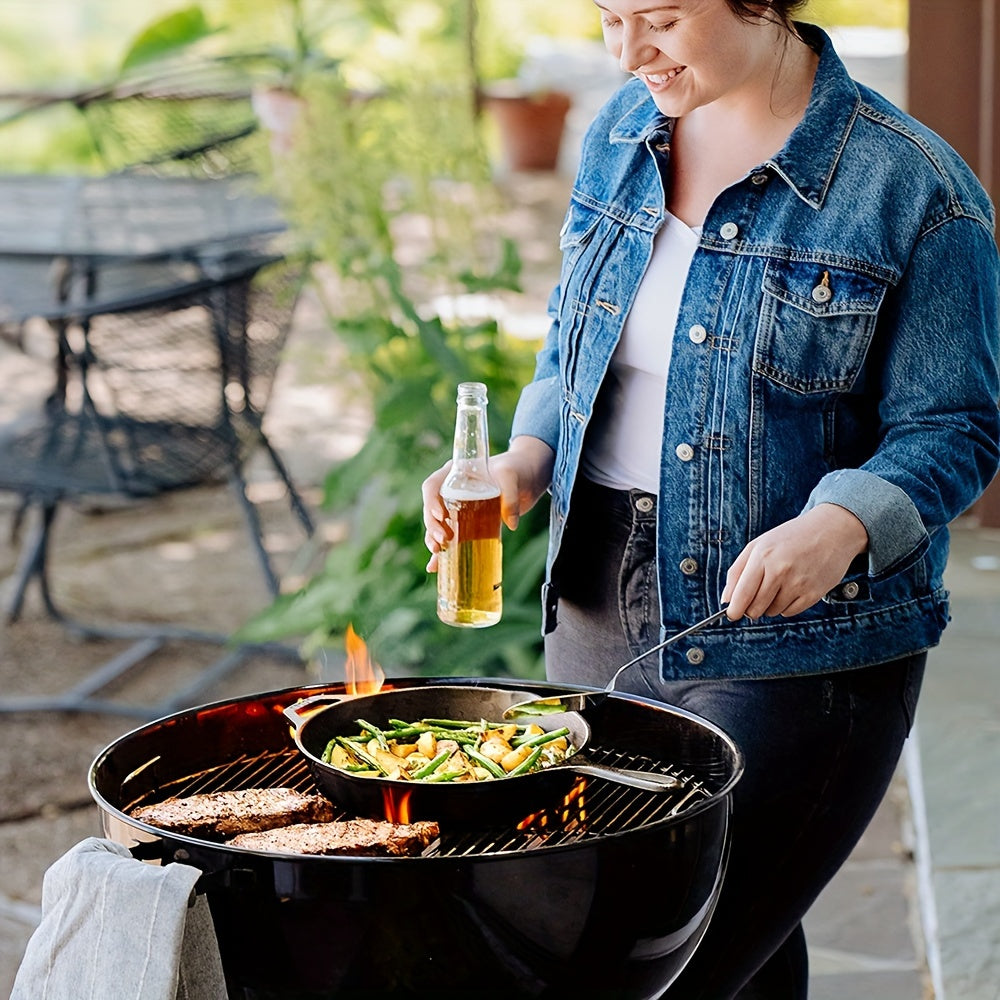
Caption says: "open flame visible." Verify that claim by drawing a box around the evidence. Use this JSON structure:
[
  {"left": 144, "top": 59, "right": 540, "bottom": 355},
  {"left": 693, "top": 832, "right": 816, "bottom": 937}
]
[
  {"left": 344, "top": 623, "right": 385, "bottom": 695},
  {"left": 382, "top": 786, "right": 413, "bottom": 824},
  {"left": 516, "top": 778, "right": 588, "bottom": 831}
]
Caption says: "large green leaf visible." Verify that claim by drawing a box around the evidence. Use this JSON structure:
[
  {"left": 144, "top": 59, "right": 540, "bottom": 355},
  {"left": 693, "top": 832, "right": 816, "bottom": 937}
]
[{"left": 119, "top": 6, "right": 218, "bottom": 74}]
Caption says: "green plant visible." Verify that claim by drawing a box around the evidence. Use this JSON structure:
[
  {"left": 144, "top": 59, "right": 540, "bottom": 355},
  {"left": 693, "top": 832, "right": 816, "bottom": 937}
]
[{"left": 235, "top": 7, "right": 549, "bottom": 680}]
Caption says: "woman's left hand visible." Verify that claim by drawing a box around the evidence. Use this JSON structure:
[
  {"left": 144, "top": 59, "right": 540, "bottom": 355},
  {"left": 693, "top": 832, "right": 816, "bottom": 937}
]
[{"left": 721, "top": 503, "right": 869, "bottom": 620}]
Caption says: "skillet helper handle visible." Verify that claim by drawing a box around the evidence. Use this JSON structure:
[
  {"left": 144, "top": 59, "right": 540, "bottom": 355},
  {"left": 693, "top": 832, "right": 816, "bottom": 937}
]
[{"left": 282, "top": 693, "right": 353, "bottom": 731}]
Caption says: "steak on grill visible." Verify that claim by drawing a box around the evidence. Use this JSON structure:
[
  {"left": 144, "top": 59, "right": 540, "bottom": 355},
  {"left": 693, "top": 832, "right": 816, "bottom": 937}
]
[
  {"left": 228, "top": 819, "right": 441, "bottom": 856},
  {"left": 130, "top": 787, "right": 336, "bottom": 838}
]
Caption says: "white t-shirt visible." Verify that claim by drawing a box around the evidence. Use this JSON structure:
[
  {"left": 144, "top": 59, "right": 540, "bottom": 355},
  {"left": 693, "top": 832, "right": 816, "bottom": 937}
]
[{"left": 582, "top": 211, "right": 702, "bottom": 493}]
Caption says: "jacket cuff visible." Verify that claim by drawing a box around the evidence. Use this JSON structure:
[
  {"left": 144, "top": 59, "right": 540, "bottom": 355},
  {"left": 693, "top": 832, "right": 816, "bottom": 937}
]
[
  {"left": 511, "top": 377, "right": 561, "bottom": 451},
  {"left": 804, "top": 468, "right": 928, "bottom": 579}
]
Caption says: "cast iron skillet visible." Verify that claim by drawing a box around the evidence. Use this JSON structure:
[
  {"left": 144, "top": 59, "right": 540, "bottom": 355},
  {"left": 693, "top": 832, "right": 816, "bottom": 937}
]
[{"left": 284, "top": 685, "right": 681, "bottom": 827}]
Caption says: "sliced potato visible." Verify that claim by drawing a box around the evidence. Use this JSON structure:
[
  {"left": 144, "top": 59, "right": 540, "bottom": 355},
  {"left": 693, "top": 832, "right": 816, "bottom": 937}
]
[
  {"left": 416, "top": 731, "right": 437, "bottom": 759},
  {"left": 500, "top": 744, "right": 534, "bottom": 773}
]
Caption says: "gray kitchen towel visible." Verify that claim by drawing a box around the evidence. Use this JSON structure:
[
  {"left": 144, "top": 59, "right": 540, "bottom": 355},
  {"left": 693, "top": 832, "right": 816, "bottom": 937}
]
[{"left": 10, "top": 837, "right": 227, "bottom": 1000}]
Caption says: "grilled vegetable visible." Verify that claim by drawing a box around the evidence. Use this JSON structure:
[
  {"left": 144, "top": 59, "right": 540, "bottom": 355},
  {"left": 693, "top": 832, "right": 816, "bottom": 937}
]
[{"left": 321, "top": 716, "right": 577, "bottom": 783}]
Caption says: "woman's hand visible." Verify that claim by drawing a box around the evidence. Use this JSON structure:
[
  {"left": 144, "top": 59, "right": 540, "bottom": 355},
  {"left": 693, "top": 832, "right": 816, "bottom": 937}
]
[
  {"left": 722, "top": 503, "right": 869, "bottom": 620},
  {"left": 421, "top": 435, "right": 555, "bottom": 572}
]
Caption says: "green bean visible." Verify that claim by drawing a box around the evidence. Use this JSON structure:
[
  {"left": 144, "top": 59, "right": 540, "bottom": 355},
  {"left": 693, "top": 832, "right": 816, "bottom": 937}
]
[
  {"left": 382, "top": 724, "right": 427, "bottom": 741},
  {"left": 508, "top": 746, "right": 544, "bottom": 776},
  {"left": 424, "top": 770, "right": 464, "bottom": 782},
  {"left": 421, "top": 718, "right": 516, "bottom": 732},
  {"left": 337, "top": 737, "right": 387, "bottom": 774},
  {"left": 511, "top": 726, "right": 571, "bottom": 749},
  {"left": 464, "top": 746, "right": 506, "bottom": 779},
  {"left": 355, "top": 719, "right": 390, "bottom": 751},
  {"left": 411, "top": 749, "right": 451, "bottom": 780}
]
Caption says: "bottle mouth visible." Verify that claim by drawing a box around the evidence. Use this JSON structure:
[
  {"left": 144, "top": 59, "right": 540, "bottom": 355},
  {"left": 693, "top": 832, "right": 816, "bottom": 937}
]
[{"left": 457, "top": 381, "right": 488, "bottom": 403}]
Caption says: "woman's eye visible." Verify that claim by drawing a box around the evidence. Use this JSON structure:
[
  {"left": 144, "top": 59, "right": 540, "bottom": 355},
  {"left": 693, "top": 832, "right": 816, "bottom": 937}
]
[
  {"left": 601, "top": 15, "right": 622, "bottom": 28},
  {"left": 649, "top": 20, "right": 676, "bottom": 32}
]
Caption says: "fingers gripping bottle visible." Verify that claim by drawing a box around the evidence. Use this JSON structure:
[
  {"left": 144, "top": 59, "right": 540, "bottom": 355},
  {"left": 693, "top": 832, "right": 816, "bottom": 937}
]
[{"left": 437, "top": 382, "right": 502, "bottom": 627}]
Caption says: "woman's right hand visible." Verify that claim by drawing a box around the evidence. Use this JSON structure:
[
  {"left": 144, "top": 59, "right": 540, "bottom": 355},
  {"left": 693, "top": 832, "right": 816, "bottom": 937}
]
[{"left": 421, "top": 435, "right": 555, "bottom": 572}]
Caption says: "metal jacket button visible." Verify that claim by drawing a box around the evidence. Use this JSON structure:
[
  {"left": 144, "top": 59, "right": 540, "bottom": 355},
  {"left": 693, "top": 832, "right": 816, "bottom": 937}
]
[
  {"left": 750, "top": 172, "right": 769, "bottom": 186},
  {"left": 686, "top": 647, "right": 705, "bottom": 665},
  {"left": 841, "top": 581, "right": 860, "bottom": 599},
  {"left": 812, "top": 269, "right": 833, "bottom": 303},
  {"left": 679, "top": 557, "right": 698, "bottom": 575},
  {"left": 635, "top": 495, "right": 654, "bottom": 513},
  {"left": 688, "top": 324, "right": 707, "bottom": 343},
  {"left": 719, "top": 222, "right": 739, "bottom": 240},
  {"left": 675, "top": 443, "right": 694, "bottom": 461}
]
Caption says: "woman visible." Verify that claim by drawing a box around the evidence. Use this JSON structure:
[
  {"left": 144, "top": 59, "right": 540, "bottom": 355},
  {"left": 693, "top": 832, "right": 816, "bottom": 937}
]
[{"left": 423, "top": 2, "right": 1000, "bottom": 996}]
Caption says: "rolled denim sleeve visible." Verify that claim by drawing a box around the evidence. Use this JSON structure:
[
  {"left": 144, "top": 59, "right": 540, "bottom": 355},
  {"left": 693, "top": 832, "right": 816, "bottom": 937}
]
[
  {"left": 817, "top": 212, "right": 1000, "bottom": 579},
  {"left": 510, "top": 283, "right": 564, "bottom": 450},
  {"left": 804, "top": 468, "right": 926, "bottom": 578},
  {"left": 511, "top": 374, "right": 561, "bottom": 450}
]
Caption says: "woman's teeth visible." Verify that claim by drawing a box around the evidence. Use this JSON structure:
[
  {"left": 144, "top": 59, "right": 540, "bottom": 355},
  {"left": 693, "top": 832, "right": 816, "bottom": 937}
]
[{"left": 644, "top": 68, "right": 684, "bottom": 84}]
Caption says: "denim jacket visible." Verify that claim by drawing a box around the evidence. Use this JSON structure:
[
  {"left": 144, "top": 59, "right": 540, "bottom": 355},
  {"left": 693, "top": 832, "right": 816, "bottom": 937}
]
[{"left": 511, "top": 25, "right": 1000, "bottom": 680}]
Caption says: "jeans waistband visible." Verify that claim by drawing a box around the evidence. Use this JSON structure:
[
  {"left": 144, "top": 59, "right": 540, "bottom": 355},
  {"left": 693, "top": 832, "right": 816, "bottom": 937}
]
[{"left": 576, "top": 477, "right": 658, "bottom": 521}]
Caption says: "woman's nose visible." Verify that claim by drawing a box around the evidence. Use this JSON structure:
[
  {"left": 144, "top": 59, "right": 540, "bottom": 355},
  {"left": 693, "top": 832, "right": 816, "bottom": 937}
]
[{"left": 618, "top": 25, "right": 655, "bottom": 73}]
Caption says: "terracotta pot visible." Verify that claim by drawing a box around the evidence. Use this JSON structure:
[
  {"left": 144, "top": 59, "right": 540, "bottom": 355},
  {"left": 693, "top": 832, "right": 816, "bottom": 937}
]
[
  {"left": 482, "top": 87, "right": 572, "bottom": 172},
  {"left": 251, "top": 85, "right": 306, "bottom": 156}
]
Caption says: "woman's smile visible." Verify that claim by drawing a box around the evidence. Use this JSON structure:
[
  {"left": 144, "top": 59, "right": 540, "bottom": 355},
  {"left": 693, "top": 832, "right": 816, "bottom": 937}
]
[{"left": 639, "top": 66, "right": 687, "bottom": 90}]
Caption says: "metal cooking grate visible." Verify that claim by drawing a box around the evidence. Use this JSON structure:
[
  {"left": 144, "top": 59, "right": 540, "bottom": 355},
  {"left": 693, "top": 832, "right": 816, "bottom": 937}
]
[{"left": 125, "top": 746, "right": 711, "bottom": 857}]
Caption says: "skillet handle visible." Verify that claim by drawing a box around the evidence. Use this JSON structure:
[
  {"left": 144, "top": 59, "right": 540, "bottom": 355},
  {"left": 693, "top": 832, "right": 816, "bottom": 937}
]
[
  {"left": 282, "top": 693, "right": 353, "bottom": 730},
  {"left": 567, "top": 762, "right": 682, "bottom": 792}
]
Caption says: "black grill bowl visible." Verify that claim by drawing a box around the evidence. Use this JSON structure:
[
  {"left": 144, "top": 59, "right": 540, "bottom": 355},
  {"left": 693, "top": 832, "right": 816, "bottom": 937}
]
[{"left": 90, "top": 678, "right": 743, "bottom": 999}]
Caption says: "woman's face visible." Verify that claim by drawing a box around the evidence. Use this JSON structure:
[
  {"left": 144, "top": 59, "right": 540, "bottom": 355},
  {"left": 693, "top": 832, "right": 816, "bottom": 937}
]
[{"left": 594, "top": 1, "right": 780, "bottom": 117}]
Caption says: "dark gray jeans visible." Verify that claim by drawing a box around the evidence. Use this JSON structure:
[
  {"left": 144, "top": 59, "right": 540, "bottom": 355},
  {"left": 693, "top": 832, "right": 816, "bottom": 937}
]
[{"left": 546, "top": 477, "right": 926, "bottom": 999}]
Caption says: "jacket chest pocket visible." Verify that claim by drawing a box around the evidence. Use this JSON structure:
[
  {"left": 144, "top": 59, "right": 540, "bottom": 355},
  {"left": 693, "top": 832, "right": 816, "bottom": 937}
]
[{"left": 754, "top": 259, "right": 888, "bottom": 393}]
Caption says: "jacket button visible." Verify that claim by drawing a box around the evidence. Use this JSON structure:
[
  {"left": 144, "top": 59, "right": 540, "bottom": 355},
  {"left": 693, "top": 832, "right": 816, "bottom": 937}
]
[
  {"left": 675, "top": 443, "right": 695, "bottom": 461},
  {"left": 811, "top": 284, "right": 833, "bottom": 303},
  {"left": 750, "top": 172, "right": 769, "bottom": 186},
  {"left": 688, "top": 324, "right": 708, "bottom": 343},
  {"left": 635, "top": 495, "right": 654, "bottom": 513},
  {"left": 679, "top": 557, "right": 698, "bottom": 575},
  {"left": 686, "top": 647, "right": 705, "bottom": 665},
  {"left": 719, "top": 221, "right": 739, "bottom": 240},
  {"left": 841, "top": 581, "right": 860, "bottom": 599}
]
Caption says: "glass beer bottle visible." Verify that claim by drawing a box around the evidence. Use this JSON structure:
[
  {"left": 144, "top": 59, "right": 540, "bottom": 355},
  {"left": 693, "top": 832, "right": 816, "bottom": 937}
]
[{"left": 437, "top": 382, "right": 502, "bottom": 627}]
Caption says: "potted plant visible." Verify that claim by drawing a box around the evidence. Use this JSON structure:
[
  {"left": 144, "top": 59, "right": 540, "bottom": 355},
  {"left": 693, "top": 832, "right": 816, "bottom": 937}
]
[{"left": 473, "top": 1, "right": 573, "bottom": 172}]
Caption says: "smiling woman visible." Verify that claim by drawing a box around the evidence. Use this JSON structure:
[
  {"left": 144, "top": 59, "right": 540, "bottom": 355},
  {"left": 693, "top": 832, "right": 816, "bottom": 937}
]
[{"left": 421, "top": 0, "right": 1000, "bottom": 997}]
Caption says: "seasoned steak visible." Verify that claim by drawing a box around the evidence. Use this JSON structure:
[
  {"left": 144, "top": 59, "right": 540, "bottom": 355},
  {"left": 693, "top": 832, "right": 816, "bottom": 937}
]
[
  {"left": 227, "top": 819, "right": 441, "bottom": 856},
  {"left": 130, "top": 787, "right": 337, "bottom": 838}
]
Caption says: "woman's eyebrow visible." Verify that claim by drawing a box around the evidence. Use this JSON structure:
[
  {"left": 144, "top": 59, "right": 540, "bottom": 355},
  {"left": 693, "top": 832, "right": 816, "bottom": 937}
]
[{"left": 593, "top": 3, "right": 682, "bottom": 11}]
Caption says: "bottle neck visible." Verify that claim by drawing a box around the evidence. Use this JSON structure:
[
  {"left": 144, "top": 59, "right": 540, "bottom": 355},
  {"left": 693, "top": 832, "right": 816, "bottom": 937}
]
[{"left": 451, "top": 402, "right": 490, "bottom": 471}]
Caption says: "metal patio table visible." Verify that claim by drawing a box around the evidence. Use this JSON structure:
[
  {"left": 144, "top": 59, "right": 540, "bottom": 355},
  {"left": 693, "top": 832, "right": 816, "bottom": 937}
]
[{"left": 0, "top": 172, "right": 313, "bottom": 717}]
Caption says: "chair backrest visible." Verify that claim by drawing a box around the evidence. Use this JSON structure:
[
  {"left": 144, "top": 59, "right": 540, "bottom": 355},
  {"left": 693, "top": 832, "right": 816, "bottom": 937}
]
[
  {"left": 0, "top": 255, "right": 304, "bottom": 499},
  {"left": 75, "top": 61, "right": 265, "bottom": 178}
]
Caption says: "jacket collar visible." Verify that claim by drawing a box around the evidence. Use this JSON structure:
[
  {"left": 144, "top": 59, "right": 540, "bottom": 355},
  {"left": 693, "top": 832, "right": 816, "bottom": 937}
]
[{"left": 607, "top": 24, "right": 860, "bottom": 210}]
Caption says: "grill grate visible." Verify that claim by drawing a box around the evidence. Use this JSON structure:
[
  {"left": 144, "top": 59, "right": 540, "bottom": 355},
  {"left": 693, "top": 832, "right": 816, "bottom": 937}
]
[{"left": 125, "top": 746, "right": 710, "bottom": 857}]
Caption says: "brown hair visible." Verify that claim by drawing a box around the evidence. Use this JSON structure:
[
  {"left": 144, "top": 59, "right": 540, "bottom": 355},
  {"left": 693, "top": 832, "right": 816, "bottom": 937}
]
[{"left": 724, "top": 1, "right": 809, "bottom": 30}]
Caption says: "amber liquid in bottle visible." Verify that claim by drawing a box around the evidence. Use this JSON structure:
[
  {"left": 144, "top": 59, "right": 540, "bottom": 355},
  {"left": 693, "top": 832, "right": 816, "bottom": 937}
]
[{"left": 437, "top": 383, "right": 502, "bottom": 627}]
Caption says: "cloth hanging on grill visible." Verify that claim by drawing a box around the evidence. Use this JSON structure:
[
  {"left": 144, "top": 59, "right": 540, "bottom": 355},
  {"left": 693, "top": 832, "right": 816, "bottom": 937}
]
[{"left": 10, "top": 837, "right": 226, "bottom": 1000}]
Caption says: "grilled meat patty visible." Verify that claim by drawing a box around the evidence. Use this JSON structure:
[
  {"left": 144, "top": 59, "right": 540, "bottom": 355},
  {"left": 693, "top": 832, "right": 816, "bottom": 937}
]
[
  {"left": 228, "top": 819, "right": 441, "bottom": 856},
  {"left": 130, "top": 787, "right": 337, "bottom": 838}
]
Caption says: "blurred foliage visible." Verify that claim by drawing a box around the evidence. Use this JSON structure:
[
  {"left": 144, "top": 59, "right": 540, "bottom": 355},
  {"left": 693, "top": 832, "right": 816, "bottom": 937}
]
[
  {"left": 232, "top": 5, "right": 550, "bottom": 680},
  {"left": 803, "top": 0, "right": 907, "bottom": 29}
]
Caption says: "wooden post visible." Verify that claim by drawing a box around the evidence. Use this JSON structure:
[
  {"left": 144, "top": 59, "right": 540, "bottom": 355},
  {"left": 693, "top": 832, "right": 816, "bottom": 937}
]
[{"left": 909, "top": 0, "right": 1000, "bottom": 526}]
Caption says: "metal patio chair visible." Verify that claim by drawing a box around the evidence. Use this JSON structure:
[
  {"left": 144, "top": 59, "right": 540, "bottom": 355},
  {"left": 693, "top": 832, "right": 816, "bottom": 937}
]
[{"left": 0, "top": 248, "right": 315, "bottom": 717}]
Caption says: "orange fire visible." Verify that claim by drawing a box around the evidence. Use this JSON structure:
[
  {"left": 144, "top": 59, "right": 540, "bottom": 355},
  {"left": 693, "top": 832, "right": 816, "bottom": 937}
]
[
  {"left": 382, "top": 786, "right": 412, "bottom": 824},
  {"left": 516, "top": 778, "right": 588, "bottom": 831},
  {"left": 344, "top": 623, "right": 385, "bottom": 695}
]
